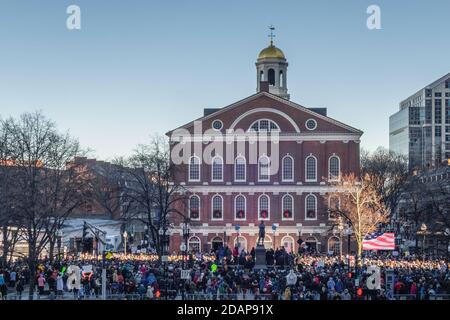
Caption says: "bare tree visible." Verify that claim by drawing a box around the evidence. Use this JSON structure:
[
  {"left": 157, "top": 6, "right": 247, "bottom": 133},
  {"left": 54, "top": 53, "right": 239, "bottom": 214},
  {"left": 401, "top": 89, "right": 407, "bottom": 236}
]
[
  {"left": 361, "top": 147, "right": 409, "bottom": 219},
  {"left": 8, "top": 111, "right": 85, "bottom": 299},
  {"left": 398, "top": 176, "right": 430, "bottom": 252},
  {"left": 427, "top": 177, "right": 450, "bottom": 256},
  {"left": 0, "top": 117, "right": 24, "bottom": 266},
  {"left": 326, "top": 173, "right": 389, "bottom": 265},
  {"left": 116, "top": 135, "right": 187, "bottom": 257}
]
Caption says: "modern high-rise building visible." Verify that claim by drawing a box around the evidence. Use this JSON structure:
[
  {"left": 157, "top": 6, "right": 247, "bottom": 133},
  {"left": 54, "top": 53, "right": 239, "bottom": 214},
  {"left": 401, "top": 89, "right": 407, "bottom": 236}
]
[{"left": 389, "top": 73, "right": 450, "bottom": 170}]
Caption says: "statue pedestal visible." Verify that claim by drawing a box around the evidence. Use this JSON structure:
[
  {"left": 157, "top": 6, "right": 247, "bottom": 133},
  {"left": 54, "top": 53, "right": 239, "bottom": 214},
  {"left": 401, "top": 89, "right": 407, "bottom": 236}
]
[{"left": 254, "top": 245, "right": 267, "bottom": 269}]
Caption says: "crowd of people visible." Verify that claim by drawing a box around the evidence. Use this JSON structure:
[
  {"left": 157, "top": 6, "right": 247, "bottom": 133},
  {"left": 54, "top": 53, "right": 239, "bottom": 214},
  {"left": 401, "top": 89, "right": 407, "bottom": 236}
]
[{"left": 0, "top": 245, "right": 449, "bottom": 300}]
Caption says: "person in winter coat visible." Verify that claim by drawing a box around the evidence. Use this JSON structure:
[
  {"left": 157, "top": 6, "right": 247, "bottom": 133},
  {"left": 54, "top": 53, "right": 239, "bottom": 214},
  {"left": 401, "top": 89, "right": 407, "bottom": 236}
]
[
  {"left": 37, "top": 273, "right": 46, "bottom": 295},
  {"left": 283, "top": 286, "right": 292, "bottom": 300},
  {"left": 57, "top": 273, "right": 64, "bottom": 296},
  {"left": 146, "top": 285, "right": 154, "bottom": 299},
  {"left": 15, "top": 276, "right": 24, "bottom": 299},
  {"left": 0, "top": 273, "right": 7, "bottom": 300},
  {"left": 341, "top": 289, "right": 352, "bottom": 300}
]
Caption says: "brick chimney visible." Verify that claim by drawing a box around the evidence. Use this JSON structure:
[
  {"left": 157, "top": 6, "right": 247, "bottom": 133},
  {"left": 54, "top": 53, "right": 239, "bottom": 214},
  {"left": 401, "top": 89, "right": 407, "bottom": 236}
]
[{"left": 259, "top": 81, "right": 269, "bottom": 93}]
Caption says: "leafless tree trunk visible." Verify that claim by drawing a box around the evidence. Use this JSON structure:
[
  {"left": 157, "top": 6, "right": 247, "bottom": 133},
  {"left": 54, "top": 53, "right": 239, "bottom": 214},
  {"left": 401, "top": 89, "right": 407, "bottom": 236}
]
[{"left": 6, "top": 111, "right": 86, "bottom": 299}]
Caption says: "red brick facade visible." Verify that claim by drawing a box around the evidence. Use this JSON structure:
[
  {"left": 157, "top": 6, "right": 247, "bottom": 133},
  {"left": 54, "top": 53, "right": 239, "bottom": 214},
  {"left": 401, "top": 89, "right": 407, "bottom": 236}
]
[{"left": 168, "top": 92, "right": 362, "bottom": 255}]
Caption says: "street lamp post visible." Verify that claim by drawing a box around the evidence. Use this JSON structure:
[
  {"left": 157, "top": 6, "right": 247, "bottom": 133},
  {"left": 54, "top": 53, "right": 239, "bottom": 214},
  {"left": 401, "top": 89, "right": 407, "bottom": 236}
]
[
  {"left": 337, "top": 223, "right": 344, "bottom": 259},
  {"left": 123, "top": 231, "right": 128, "bottom": 255},
  {"left": 235, "top": 224, "right": 240, "bottom": 266},
  {"left": 344, "top": 226, "right": 352, "bottom": 271},
  {"left": 420, "top": 223, "right": 427, "bottom": 261},
  {"left": 181, "top": 219, "right": 190, "bottom": 301},
  {"left": 272, "top": 224, "right": 277, "bottom": 249},
  {"left": 56, "top": 230, "right": 63, "bottom": 260}
]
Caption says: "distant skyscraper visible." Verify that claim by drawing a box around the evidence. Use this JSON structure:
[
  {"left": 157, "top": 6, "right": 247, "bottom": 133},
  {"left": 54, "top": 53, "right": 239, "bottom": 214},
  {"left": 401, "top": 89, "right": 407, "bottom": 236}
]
[{"left": 389, "top": 73, "right": 450, "bottom": 170}]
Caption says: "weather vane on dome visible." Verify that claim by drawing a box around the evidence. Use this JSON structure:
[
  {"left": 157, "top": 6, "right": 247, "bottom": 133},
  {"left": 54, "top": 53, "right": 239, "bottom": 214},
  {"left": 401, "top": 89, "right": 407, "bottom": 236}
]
[{"left": 268, "top": 25, "right": 276, "bottom": 46}]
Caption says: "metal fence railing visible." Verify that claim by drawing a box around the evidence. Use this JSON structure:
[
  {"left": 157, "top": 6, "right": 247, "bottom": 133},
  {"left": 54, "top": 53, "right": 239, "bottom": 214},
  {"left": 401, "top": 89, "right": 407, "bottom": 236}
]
[
  {"left": 393, "top": 294, "right": 450, "bottom": 300},
  {"left": 4, "top": 292, "right": 450, "bottom": 301}
]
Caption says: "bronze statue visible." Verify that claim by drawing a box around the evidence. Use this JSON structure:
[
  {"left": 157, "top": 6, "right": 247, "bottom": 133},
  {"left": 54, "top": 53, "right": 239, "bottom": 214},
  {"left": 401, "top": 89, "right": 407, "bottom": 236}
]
[{"left": 257, "top": 221, "right": 265, "bottom": 246}]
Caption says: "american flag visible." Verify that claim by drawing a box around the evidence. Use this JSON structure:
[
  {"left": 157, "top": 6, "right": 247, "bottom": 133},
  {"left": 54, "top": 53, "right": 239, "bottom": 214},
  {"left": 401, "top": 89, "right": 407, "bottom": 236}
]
[{"left": 362, "top": 232, "right": 395, "bottom": 251}]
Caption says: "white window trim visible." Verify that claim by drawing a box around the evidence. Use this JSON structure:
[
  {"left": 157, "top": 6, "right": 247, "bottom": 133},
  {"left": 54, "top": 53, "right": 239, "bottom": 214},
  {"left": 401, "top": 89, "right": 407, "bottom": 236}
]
[
  {"left": 234, "top": 235, "right": 248, "bottom": 252},
  {"left": 258, "top": 194, "right": 270, "bottom": 221},
  {"left": 328, "top": 154, "right": 341, "bottom": 182},
  {"left": 306, "top": 119, "right": 317, "bottom": 131},
  {"left": 281, "top": 194, "right": 294, "bottom": 221},
  {"left": 234, "top": 156, "right": 247, "bottom": 182},
  {"left": 211, "top": 194, "right": 224, "bottom": 221},
  {"left": 281, "top": 235, "right": 295, "bottom": 252},
  {"left": 305, "top": 194, "right": 317, "bottom": 221},
  {"left": 189, "top": 194, "right": 201, "bottom": 221},
  {"left": 234, "top": 194, "right": 247, "bottom": 221},
  {"left": 282, "top": 154, "right": 294, "bottom": 182},
  {"left": 212, "top": 119, "right": 223, "bottom": 131},
  {"left": 248, "top": 118, "right": 280, "bottom": 132},
  {"left": 305, "top": 154, "right": 318, "bottom": 182},
  {"left": 188, "top": 155, "right": 201, "bottom": 182},
  {"left": 328, "top": 195, "right": 340, "bottom": 221},
  {"left": 188, "top": 236, "right": 201, "bottom": 251},
  {"left": 211, "top": 155, "right": 224, "bottom": 182},
  {"left": 258, "top": 155, "right": 271, "bottom": 182},
  {"left": 327, "top": 236, "right": 341, "bottom": 254}
]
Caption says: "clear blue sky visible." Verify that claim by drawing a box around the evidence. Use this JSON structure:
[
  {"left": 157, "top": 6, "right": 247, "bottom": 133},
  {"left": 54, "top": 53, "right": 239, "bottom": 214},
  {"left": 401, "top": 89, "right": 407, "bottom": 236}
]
[{"left": 0, "top": 0, "right": 449, "bottom": 160}]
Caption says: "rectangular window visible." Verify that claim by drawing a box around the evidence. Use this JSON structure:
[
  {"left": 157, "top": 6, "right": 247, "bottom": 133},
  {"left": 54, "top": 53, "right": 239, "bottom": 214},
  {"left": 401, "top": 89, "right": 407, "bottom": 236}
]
[
  {"left": 425, "top": 89, "right": 432, "bottom": 97},
  {"left": 435, "top": 126, "right": 441, "bottom": 137},
  {"left": 234, "top": 159, "right": 246, "bottom": 181},
  {"left": 435, "top": 99, "right": 442, "bottom": 124},
  {"left": 258, "top": 158, "right": 270, "bottom": 181},
  {"left": 435, "top": 92, "right": 442, "bottom": 97}
]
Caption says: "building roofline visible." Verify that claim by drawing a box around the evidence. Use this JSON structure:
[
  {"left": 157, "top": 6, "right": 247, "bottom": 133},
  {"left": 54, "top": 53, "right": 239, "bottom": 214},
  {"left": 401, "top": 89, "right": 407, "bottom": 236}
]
[
  {"left": 166, "top": 91, "right": 363, "bottom": 136},
  {"left": 399, "top": 72, "right": 450, "bottom": 107}
]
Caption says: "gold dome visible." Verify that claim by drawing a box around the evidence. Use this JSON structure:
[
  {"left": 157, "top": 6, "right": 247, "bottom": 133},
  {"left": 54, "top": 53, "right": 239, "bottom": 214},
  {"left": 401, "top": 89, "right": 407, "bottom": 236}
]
[{"left": 258, "top": 44, "right": 285, "bottom": 59}]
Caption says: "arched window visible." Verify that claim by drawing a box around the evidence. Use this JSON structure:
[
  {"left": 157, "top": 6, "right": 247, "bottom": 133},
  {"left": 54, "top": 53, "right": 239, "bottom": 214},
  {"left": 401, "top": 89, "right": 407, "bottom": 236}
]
[
  {"left": 234, "top": 156, "right": 246, "bottom": 182},
  {"left": 260, "top": 70, "right": 264, "bottom": 82},
  {"left": 258, "top": 194, "right": 270, "bottom": 220},
  {"left": 258, "top": 156, "right": 270, "bottom": 181},
  {"left": 328, "top": 236, "right": 340, "bottom": 255},
  {"left": 234, "top": 195, "right": 246, "bottom": 220},
  {"left": 188, "top": 236, "right": 201, "bottom": 252},
  {"left": 268, "top": 68, "right": 275, "bottom": 86},
  {"left": 281, "top": 236, "right": 295, "bottom": 253},
  {"left": 282, "top": 155, "right": 294, "bottom": 181},
  {"left": 305, "top": 236, "right": 318, "bottom": 253},
  {"left": 189, "top": 195, "right": 200, "bottom": 220},
  {"left": 211, "top": 156, "right": 223, "bottom": 181},
  {"left": 279, "top": 70, "right": 284, "bottom": 87},
  {"left": 328, "top": 155, "right": 340, "bottom": 181},
  {"left": 282, "top": 194, "right": 293, "bottom": 220},
  {"left": 328, "top": 195, "right": 340, "bottom": 220},
  {"left": 249, "top": 119, "right": 280, "bottom": 132},
  {"left": 305, "top": 194, "right": 317, "bottom": 220},
  {"left": 234, "top": 236, "right": 247, "bottom": 253},
  {"left": 212, "top": 195, "right": 223, "bottom": 220},
  {"left": 211, "top": 237, "right": 223, "bottom": 251},
  {"left": 305, "top": 155, "right": 317, "bottom": 182},
  {"left": 262, "top": 235, "right": 273, "bottom": 250},
  {"left": 189, "top": 156, "right": 200, "bottom": 181}
]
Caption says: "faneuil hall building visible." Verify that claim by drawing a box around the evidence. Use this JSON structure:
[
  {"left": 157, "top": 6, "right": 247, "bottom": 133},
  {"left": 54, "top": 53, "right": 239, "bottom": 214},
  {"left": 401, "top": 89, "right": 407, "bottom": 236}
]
[{"left": 167, "top": 36, "right": 362, "bottom": 256}]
